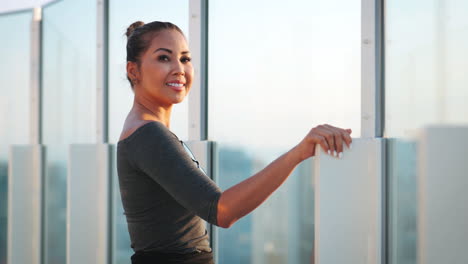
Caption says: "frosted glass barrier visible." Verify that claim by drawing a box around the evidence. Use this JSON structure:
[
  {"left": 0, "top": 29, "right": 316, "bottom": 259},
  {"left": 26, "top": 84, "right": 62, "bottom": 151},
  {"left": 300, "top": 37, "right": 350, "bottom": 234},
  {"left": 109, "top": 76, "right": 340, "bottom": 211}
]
[
  {"left": 214, "top": 145, "right": 314, "bottom": 264},
  {"left": 208, "top": 0, "right": 360, "bottom": 262},
  {"left": 108, "top": 1, "right": 189, "bottom": 263},
  {"left": 8, "top": 146, "right": 43, "bottom": 264},
  {"left": 0, "top": 10, "right": 32, "bottom": 264},
  {"left": 68, "top": 144, "right": 111, "bottom": 264},
  {"left": 108, "top": 0, "right": 189, "bottom": 144},
  {"left": 42, "top": 0, "right": 96, "bottom": 263},
  {"left": 417, "top": 126, "right": 468, "bottom": 264},
  {"left": 387, "top": 139, "right": 417, "bottom": 264},
  {"left": 314, "top": 139, "right": 383, "bottom": 264},
  {"left": 385, "top": 0, "right": 468, "bottom": 137}
]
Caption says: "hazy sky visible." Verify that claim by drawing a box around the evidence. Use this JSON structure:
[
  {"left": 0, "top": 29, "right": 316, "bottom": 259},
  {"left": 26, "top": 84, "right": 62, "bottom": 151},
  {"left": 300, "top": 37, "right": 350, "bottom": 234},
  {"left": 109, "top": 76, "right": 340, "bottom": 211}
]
[
  {"left": 1, "top": 0, "right": 467, "bottom": 156},
  {"left": 385, "top": 0, "right": 468, "bottom": 137},
  {"left": 208, "top": 0, "right": 361, "bottom": 152},
  {"left": 0, "top": 0, "right": 55, "bottom": 14}
]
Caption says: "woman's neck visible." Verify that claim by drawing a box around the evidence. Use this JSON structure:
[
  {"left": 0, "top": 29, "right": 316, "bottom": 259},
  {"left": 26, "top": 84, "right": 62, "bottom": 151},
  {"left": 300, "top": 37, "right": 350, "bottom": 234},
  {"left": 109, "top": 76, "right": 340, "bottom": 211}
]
[{"left": 132, "top": 96, "right": 172, "bottom": 128}]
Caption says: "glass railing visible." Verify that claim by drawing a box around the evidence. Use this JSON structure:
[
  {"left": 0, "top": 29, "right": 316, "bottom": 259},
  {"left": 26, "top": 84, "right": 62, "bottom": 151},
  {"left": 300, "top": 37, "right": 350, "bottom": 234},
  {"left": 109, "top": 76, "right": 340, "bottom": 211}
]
[
  {"left": 208, "top": 0, "right": 360, "bottom": 262},
  {"left": 42, "top": 0, "right": 97, "bottom": 262},
  {"left": 214, "top": 144, "right": 314, "bottom": 263},
  {"left": 0, "top": 10, "right": 32, "bottom": 264}
]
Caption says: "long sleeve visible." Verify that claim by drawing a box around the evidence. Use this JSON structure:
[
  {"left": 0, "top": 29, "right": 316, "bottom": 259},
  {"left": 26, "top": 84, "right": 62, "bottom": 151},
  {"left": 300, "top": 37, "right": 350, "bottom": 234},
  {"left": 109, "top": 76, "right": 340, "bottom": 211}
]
[{"left": 125, "top": 121, "right": 222, "bottom": 225}]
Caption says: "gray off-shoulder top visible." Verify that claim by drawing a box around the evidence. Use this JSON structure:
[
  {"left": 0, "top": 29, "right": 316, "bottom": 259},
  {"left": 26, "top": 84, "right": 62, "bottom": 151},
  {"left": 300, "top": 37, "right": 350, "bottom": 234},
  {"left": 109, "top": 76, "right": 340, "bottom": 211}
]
[{"left": 117, "top": 121, "right": 222, "bottom": 254}]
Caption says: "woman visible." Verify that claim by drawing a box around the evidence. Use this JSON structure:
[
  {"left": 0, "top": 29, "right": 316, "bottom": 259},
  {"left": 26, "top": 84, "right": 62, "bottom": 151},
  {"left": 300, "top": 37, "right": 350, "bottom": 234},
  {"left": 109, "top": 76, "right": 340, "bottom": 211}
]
[{"left": 117, "top": 21, "right": 352, "bottom": 264}]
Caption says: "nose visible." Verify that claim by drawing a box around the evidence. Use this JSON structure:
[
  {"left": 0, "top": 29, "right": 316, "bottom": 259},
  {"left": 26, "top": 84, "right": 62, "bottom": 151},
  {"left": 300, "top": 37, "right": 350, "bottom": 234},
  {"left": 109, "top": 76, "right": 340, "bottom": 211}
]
[{"left": 172, "top": 60, "right": 185, "bottom": 76}]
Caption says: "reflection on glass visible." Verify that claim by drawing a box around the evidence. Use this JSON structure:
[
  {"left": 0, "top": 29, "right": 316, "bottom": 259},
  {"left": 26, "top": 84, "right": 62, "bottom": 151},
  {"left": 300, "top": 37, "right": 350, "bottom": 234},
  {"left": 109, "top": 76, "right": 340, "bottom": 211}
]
[
  {"left": 42, "top": 0, "right": 96, "bottom": 263},
  {"left": 111, "top": 147, "right": 131, "bottom": 264},
  {"left": 108, "top": 1, "right": 189, "bottom": 263},
  {"left": 385, "top": 1, "right": 468, "bottom": 263},
  {"left": 208, "top": 0, "right": 360, "bottom": 262},
  {"left": 0, "top": 10, "right": 32, "bottom": 264},
  {"left": 385, "top": 0, "right": 468, "bottom": 137},
  {"left": 387, "top": 139, "right": 417, "bottom": 264},
  {"left": 215, "top": 146, "right": 314, "bottom": 264},
  {"left": 0, "top": 162, "right": 7, "bottom": 264}
]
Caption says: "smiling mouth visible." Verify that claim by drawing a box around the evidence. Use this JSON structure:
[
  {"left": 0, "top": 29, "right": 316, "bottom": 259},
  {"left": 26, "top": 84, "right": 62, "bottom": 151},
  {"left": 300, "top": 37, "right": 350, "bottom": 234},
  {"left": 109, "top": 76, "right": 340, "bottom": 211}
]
[
  {"left": 166, "top": 83, "right": 185, "bottom": 91},
  {"left": 166, "top": 82, "right": 185, "bottom": 88}
]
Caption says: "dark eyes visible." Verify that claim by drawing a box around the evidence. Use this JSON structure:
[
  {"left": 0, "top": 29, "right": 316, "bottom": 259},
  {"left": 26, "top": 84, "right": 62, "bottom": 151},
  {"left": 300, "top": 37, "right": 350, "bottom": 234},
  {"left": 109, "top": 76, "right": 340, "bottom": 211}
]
[
  {"left": 158, "top": 55, "right": 170, "bottom": 62},
  {"left": 157, "top": 55, "right": 191, "bottom": 63},
  {"left": 181, "top": 57, "right": 192, "bottom": 63}
]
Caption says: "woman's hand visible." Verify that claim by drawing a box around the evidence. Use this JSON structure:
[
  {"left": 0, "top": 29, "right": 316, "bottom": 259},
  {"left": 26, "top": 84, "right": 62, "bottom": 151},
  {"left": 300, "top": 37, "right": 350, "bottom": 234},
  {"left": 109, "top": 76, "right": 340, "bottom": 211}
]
[
  {"left": 295, "top": 124, "right": 353, "bottom": 161},
  {"left": 217, "top": 123, "right": 352, "bottom": 228}
]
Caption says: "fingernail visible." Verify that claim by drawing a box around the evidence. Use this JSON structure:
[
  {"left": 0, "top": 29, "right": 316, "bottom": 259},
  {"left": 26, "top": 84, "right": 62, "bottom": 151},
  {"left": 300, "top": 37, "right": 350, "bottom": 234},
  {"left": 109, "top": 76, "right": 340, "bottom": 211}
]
[
  {"left": 328, "top": 150, "right": 331, "bottom": 155},
  {"left": 339, "top": 152, "right": 343, "bottom": 159},
  {"left": 334, "top": 150, "right": 337, "bottom": 157}
]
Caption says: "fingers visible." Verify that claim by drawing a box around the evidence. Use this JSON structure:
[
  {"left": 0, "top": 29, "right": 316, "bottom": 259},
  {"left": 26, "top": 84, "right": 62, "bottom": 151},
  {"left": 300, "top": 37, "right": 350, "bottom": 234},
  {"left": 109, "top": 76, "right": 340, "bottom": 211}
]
[
  {"left": 343, "top": 131, "right": 353, "bottom": 149},
  {"left": 313, "top": 126, "right": 335, "bottom": 156},
  {"left": 325, "top": 125, "right": 353, "bottom": 149},
  {"left": 311, "top": 134, "right": 330, "bottom": 154},
  {"left": 313, "top": 124, "right": 353, "bottom": 158},
  {"left": 343, "top": 130, "right": 353, "bottom": 149}
]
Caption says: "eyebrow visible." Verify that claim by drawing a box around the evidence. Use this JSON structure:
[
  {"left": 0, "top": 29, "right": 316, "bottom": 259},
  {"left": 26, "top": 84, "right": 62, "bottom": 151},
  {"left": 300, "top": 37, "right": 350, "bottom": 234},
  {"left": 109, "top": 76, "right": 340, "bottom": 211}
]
[{"left": 154, "top": 48, "right": 190, "bottom": 55}]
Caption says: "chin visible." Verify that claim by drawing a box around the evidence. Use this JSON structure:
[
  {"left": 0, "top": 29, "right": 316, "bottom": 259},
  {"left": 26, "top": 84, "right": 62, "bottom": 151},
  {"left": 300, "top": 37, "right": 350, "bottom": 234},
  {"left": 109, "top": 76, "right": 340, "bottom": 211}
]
[{"left": 171, "top": 95, "right": 187, "bottom": 104}]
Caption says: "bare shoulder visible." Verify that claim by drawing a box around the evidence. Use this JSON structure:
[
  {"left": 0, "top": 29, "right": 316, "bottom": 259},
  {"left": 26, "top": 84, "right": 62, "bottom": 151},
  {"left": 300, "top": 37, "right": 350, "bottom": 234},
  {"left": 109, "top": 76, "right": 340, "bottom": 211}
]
[{"left": 119, "top": 119, "right": 157, "bottom": 142}]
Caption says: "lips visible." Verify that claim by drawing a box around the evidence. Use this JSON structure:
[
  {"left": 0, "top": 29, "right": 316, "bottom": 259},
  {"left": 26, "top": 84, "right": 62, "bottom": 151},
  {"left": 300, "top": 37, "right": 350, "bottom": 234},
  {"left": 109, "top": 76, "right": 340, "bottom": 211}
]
[
  {"left": 166, "top": 82, "right": 184, "bottom": 88},
  {"left": 166, "top": 81, "right": 185, "bottom": 92}
]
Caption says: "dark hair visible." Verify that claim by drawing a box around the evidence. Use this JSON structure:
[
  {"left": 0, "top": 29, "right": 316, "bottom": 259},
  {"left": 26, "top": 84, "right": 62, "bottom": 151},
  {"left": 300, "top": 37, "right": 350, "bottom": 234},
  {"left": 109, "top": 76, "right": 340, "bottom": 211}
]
[{"left": 125, "top": 21, "right": 185, "bottom": 89}]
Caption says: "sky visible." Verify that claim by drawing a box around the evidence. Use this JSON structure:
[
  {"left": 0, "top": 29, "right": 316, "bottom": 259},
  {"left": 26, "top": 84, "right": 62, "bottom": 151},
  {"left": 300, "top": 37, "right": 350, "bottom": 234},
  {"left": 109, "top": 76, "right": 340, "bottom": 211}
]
[
  {"left": 0, "top": 0, "right": 55, "bottom": 14},
  {"left": 1, "top": 0, "right": 467, "bottom": 156}
]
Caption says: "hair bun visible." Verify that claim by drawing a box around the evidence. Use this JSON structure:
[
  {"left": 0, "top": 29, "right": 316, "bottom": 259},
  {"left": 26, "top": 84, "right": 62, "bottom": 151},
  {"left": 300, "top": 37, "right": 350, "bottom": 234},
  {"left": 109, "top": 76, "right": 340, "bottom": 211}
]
[{"left": 126, "top": 21, "right": 145, "bottom": 38}]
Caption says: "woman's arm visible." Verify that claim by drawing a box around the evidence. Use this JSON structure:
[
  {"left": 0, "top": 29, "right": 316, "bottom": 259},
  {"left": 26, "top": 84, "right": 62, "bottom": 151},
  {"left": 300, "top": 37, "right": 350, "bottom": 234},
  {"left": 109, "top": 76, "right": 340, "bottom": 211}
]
[{"left": 216, "top": 124, "right": 353, "bottom": 228}]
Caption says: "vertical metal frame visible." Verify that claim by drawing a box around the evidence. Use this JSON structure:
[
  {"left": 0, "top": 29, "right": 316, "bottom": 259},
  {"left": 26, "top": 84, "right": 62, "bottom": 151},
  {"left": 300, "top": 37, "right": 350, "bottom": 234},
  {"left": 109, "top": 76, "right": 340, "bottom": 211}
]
[
  {"left": 381, "top": 136, "right": 388, "bottom": 264},
  {"left": 30, "top": 7, "right": 42, "bottom": 145},
  {"left": 96, "top": 1, "right": 113, "bottom": 262},
  {"left": 32, "top": 7, "right": 45, "bottom": 264},
  {"left": 189, "top": 1, "right": 216, "bottom": 261},
  {"left": 362, "top": 0, "right": 385, "bottom": 138},
  {"left": 362, "top": 0, "right": 387, "bottom": 264},
  {"left": 209, "top": 141, "right": 219, "bottom": 264},
  {"left": 97, "top": 0, "right": 109, "bottom": 144},
  {"left": 188, "top": 0, "right": 209, "bottom": 141}
]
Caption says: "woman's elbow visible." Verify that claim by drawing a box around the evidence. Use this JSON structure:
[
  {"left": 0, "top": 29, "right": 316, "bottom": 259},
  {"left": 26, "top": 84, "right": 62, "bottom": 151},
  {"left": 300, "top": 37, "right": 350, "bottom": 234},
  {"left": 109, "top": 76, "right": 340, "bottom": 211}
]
[
  {"left": 216, "top": 215, "right": 236, "bottom": 229},
  {"left": 216, "top": 199, "right": 237, "bottom": 228}
]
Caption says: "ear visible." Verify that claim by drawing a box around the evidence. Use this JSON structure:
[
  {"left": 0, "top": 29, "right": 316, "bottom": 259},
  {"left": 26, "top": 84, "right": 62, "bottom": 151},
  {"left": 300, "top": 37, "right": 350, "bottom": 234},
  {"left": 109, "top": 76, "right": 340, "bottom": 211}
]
[{"left": 126, "top": 61, "right": 140, "bottom": 80}]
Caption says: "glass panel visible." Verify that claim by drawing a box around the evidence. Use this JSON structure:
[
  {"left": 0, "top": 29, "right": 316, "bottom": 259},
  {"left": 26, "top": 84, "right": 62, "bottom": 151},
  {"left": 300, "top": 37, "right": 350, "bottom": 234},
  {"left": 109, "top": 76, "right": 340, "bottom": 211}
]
[
  {"left": 385, "top": 1, "right": 468, "bottom": 264},
  {"left": 0, "top": 10, "right": 32, "bottom": 264},
  {"left": 386, "top": 139, "right": 417, "bottom": 264},
  {"left": 215, "top": 146, "right": 314, "bottom": 263},
  {"left": 42, "top": 0, "right": 96, "bottom": 263},
  {"left": 108, "top": 1, "right": 189, "bottom": 263},
  {"left": 208, "top": 0, "right": 361, "bottom": 262},
  {"left": 385, "top": 0, "right": 468, "bottom": 137}
]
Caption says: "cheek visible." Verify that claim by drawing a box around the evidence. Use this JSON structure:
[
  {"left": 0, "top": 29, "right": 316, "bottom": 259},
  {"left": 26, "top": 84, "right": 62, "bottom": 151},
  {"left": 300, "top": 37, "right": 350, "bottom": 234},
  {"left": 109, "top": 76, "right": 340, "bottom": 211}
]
[
  {"left": 186, "top": 67, "right": 194, "bottom": 85},
  {"left": 142, "top": 61, "right": 167, "bottom": 82}
]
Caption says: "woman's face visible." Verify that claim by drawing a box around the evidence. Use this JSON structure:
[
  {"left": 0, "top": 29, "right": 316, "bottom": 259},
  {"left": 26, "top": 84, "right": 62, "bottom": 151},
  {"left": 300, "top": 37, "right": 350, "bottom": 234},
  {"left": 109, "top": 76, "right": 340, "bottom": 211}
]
[{"left": 129, "top": 29, "right": 193, "bottom": 106}]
